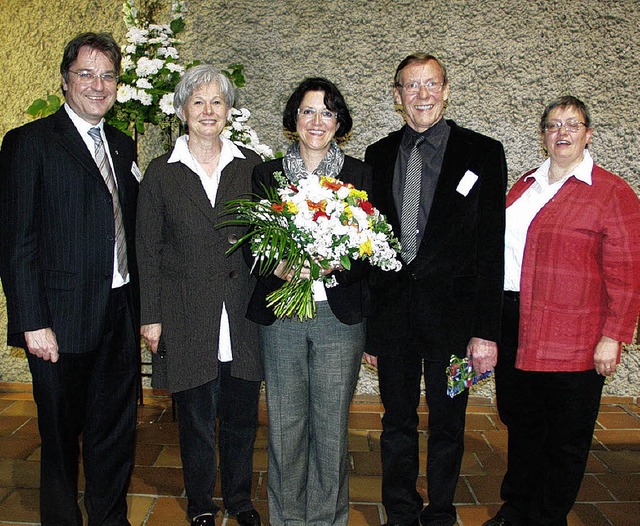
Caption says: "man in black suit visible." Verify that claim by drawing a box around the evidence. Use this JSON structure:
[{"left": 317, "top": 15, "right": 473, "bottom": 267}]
[
  {"left": 364, "top": 53, "right": 507, "bottom": 526},
  {"left": 0, "top": 32, "right": 139, "bottom": 525}
]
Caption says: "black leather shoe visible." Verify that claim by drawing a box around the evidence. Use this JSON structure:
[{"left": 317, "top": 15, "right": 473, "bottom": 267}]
[
  {"left": 192, "top": 514, "right": 216, "bottom": 526},
  {"left": 237, "top": 509, "right": 261, "bottom": 526},
  {"left": 483, "top": 517, "right": 512, "bottom": 526}
]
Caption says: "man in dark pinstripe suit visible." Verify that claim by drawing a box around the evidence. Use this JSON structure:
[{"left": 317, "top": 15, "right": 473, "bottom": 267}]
[{"left": 0, "top": 32, "right": 139, "bottom": 525}]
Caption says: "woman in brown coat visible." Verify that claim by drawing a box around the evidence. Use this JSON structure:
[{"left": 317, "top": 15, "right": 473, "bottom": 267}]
[{"left": 136, "top": 64, "right": 263, "bottom": 526}]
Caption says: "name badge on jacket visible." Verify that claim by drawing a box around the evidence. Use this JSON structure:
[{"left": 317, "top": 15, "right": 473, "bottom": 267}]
[
  {"left": 131, "top": 161, "right": 143, "bottom": 182},
  {"left": 456, "top": 170, "right": 478, "bottom": 197}
]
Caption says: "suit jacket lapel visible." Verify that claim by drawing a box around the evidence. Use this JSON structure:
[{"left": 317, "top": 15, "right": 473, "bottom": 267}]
[
  {"left": 104, "top": 127, "right": 130, "bottom": 179},
  {"left": 104, "top": 124, "right": 135, "bottom": 209},
  {"left": 52, "top": 109, "right": 133, "bottom": 211},
  {"left": 419, "top": 122, "right": 473, "bottom": 249},
  {"left": 170, "top": 162, "right": 219, "bottom": 226},
  {"left": 379, "top": 129, "right": 404, "bottom": 233},
  {"left": 215, "top": 158, "right": 247, "bottom": 213},
  {"left": 52, "top": 110, "right": 106, "bottom": 187}
]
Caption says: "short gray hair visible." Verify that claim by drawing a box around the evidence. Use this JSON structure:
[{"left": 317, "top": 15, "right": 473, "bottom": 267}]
[{"left": 174, "top": 64, "right": 235, "bottom": 123}]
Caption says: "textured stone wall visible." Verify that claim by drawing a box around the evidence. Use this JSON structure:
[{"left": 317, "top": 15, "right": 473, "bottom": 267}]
[{"left": 1, "top": 0, "right": 639, "bottom": 395}]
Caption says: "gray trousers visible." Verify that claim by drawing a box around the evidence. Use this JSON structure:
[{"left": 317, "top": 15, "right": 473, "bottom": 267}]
[{"left": 260, "top": 301, "right": 364, "bottom": 526}]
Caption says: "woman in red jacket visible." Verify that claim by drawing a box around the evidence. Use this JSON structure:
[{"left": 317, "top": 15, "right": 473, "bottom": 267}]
[{"left": 485, "top": 96, "right": 640, "bottom": 526}]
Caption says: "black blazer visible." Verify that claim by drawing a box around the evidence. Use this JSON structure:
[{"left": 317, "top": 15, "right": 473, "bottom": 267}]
[
  {"left": 246, "top": 155, "right": 372, "bottom": 326},
  {"left": 364, "top": 121, "right": 507, "bottom": 360},
  {"left": 0, "top": 108, "right": 139, "bottom": 354},
  {"left": 136, "top": 147, "right": 263, "bottom": 392}
]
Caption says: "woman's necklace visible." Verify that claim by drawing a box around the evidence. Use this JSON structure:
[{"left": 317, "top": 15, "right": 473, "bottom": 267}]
[
  {"left": 189, "top": 147, "right": 221, "bottom": 165},
  {"left": 188, "top": 145, "right": 222, "bottom": 180}
]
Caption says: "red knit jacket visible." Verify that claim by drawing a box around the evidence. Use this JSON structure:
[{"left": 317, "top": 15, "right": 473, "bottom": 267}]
[{"left": 507, "top": 164, "right": 640, "bottom": 372}]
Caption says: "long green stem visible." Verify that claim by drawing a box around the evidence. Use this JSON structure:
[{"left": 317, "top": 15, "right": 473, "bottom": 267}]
[{"left": 266, "top": 279, "right": 315, "bottom": 321}]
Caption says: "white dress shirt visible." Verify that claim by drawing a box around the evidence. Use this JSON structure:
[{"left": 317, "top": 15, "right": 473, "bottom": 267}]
[
  {"left": 503, "top": 150, "right": 594, "bottom": 291},
  {"left": 64, "top": 103, "right": 128, "bottom": 288}
]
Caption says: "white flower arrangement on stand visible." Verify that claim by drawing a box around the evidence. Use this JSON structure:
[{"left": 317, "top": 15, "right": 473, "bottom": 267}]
[
  {"left": 223, "top": 108, "right": 275, "bottom": 160},
  {"left": 111, "top": 0, "right": 274, "bottom": 157},
  {"left": 108, "top": 0, "right": 190, "bottom": 145}
]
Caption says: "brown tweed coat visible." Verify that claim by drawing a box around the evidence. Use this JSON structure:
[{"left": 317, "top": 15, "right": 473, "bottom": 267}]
[{"left": 136, "top": 146, "right": 263, "bottom": 393}]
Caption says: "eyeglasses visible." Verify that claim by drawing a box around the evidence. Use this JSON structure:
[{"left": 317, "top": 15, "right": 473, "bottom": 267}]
[
  {"left": 397, "top": 80, "right": 445, "bottom": 94},
  {"left": 67, "top": 70, "right": 119, "bottom": 84},
  {"left": 543, "top": 120, "right": 587, "bottom": 133},
  {"left": 297, "top": 108, "right": 338, "bottom": 121}
]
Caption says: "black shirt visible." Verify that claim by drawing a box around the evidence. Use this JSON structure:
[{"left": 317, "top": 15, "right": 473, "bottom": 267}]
[{"left": 393, "top": 118, "right": 450, "bottom": 251}]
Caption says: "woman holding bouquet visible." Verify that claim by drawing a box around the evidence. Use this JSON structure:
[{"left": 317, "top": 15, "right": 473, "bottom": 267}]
[
  {"left": 246, "top": 78, "right": 372, "bottom": 526},
  {"left": 136, "top": 65, "right": 263, "bottom": 526}
]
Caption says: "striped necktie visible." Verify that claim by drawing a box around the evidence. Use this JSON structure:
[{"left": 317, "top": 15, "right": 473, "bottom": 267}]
[
  {"left": 88, "top": 127, "right": 128, "bottom": 278},
  {"left": 400, "top": 135, "right": 425, "bottom": 264}
]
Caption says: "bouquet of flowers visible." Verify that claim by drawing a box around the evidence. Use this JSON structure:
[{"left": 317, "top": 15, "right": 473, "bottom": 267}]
[
  {"left": 446, "top": 355, "right": 493, "bottom": 398},
  {"left": 224, "top": 171, "right": 402, "bottom": 320}
]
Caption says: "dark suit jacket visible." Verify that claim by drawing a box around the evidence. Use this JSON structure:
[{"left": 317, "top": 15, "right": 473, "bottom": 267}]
[
  {"left": 136, "top": 147, "right": 263, "bottom": 393},
  {"left": 246, "top": 155, "right": 372, "bottom": 326},
  {"left": 364, "top": 121, "right": 507, "bottom": 360},
  {"left": 0, "top": 108, "right": 139, "bottom": 354}
]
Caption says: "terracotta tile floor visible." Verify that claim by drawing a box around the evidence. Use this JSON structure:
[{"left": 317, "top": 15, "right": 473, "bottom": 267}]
[{"left": 0, "top": 383, "right": 639, "bottom": 525}]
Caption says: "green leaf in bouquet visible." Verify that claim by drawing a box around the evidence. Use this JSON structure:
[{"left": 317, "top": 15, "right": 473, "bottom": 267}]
[
  {"left": 219, "top": 196, "right": 305, "bottom": 278},
  {"left": 309, "top": 261, "right": 324, "bottom": 280},
  {"left": 340, "top": 255, "right": 351, "bottom": 270}
]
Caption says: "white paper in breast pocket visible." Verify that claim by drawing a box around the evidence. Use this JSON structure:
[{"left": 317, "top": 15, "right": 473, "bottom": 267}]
[
  {"left": 456, "top": 170, "right": 478, "bottom": 197},
  {"left": 131, "top": 161, "right": 143, "bottom": 183}
]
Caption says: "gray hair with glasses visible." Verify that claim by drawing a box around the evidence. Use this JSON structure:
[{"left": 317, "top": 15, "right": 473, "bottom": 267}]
[{"left": 174, "top": 64, "right": 235, "bottom": 123}]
